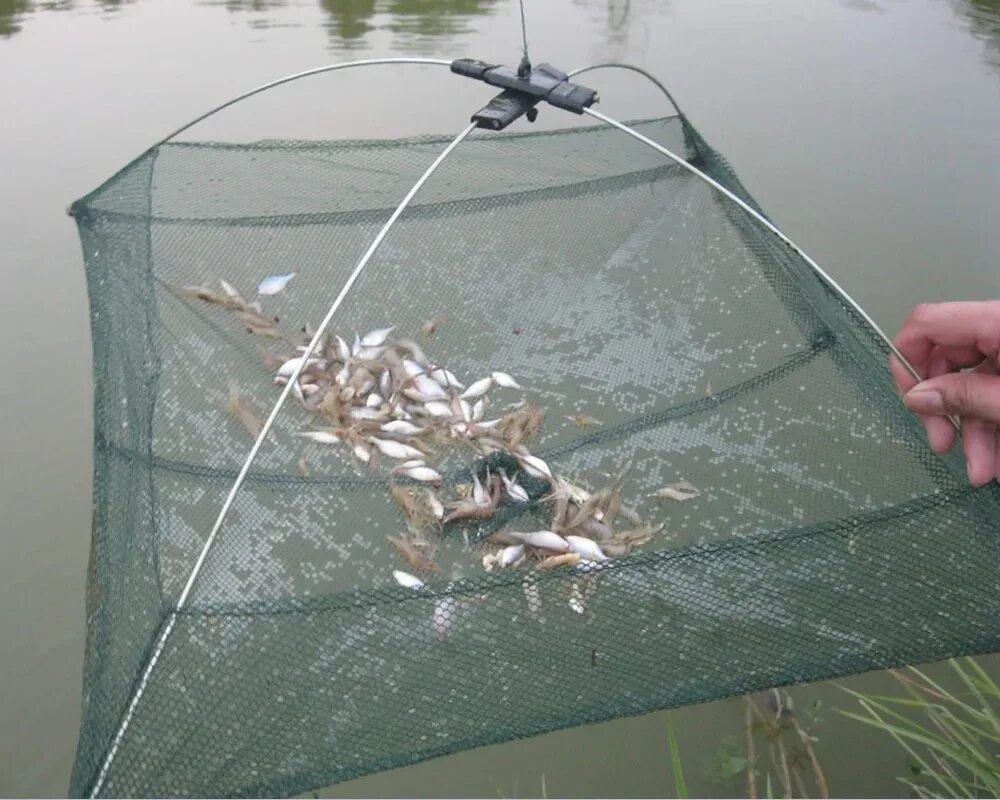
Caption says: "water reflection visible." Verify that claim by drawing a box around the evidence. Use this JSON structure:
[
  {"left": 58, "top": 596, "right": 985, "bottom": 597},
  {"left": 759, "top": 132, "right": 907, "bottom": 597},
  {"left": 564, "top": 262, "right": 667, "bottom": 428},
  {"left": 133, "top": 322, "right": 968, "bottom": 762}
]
[
  {"left": 959, "top": 0, "right": 1000, "bottom": 66},
  {"left": 318, "top": 0, "right": 500, "bottom": 52}
]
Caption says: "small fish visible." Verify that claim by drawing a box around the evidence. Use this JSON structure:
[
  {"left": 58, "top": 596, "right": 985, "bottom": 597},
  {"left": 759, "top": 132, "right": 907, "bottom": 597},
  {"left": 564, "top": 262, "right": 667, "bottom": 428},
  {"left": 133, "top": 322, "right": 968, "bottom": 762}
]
[
  {"left": 427, "top": 366, "right": 464, "bottom": 390},
  {"left": 396, "top": 465, "right": 442, "bottom": 484},
  {"left": 227, "top": 393, "right": 263, "bottom": 438},
  {"left": 352, "top": 440, "right": 371, "bottom": 463},
  {"left": 459, "top": 400, "right": 473, "bottom": 422},
  {"left": 378, "top": 369, "right": 392, "bottom": 397},
  {"left": 393, "top": 569, "right": 425, "bottom": 589},
  {"left": 472, "top": 399, "right": 486, "bottom": 422},
  {"left": 395, "top": 338, "right": 430, "bottom": 366},
  {"left": 381, "top": 420, "right": 422, "bottom": 436},
  {"left": 366, "top": 393, "right": 384, "bottom": 408},
  {"left": 650, "top": 480, "right": 701, "bottom": 502},
  {"left": 402, "top": 359, "right": 426, "bottom": 378},
  {"left": 297, "top": 456, "right": 310, "bottom": 477},
  {"left": 420, "top": 401, "right": 453, "bottom": 418},
  {"left": 399, "top": 459, "right": 426, "bottom": 469},
  {"left": 276, "top": 356, "right": 325, "bottom": 380},
  {"left": 472, "top": 472, "right": 489, "bottom": 507},
  {"left": 257, "top": 272, "right": 296, "bottom": 296},
  {"left": 361, "top": 326, "right": 394, "bottom": 347},
  {"left": 500, "top": 544, "right": 525, "bottom": 567},
  {"left": 412, "top": 374, "right": 449, "bottom": 399},
  {"left": 219, "top": 279, "right": 245, "bottom": 302},
  {"left": 460, "top": 377, "right": 493, "bottom": 400},
  {"left": 350, "top": 407, "right": 384, "bottom": 421},
  {"left": 423, "top": 489, "right": 444, "bottom": 521},
  {"left": 514, "top": 450, "right": 553, "bottom": 482},
  {"left": 433, "top": 596, "right": 457, "bottom": 641},
  {"left": 565, "top": 535, "right": 609, "bottom": 562},
  {"left": 491, "top": 371, "right": 522, "bottom": 390},
  {"left": 421, "top": 316, "right": 447, "bottom": 338},
  {"left": 516, "top": 530, "right": 570, "bottom": 553},
  {"left": 334, "top": 335, "right": 351, "bottom": 362},
  {"left": 537, "top": 552, "right": 582, "bottom": 570},
  {"left": 566, "top": 414, "right": 602, "bottom": 428},
  {"left": 387, "top": 535, "right": 440, "bottom": 573},
  {"left": 369, "top": 437, "right": 424, "bottom": 460},
  {"left": 299, "top": 430, "right": 340, "bottom": 445},
  {"left": 498, "top": 469, "right": 529, "bottom": 503}
]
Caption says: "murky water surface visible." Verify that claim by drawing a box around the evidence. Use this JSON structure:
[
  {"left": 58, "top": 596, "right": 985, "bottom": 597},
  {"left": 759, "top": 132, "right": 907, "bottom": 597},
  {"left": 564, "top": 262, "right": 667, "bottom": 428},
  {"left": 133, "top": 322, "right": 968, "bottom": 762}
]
[{"left": 0, "top": 0, "right": 998, "bottom": 796}]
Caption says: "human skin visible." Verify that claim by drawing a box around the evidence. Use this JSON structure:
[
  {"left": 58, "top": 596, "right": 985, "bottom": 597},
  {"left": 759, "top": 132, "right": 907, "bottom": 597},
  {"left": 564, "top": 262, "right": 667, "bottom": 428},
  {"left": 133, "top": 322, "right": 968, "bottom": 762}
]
[{"left": 890, "top": 300, "right": 1000, "bottom": 486}]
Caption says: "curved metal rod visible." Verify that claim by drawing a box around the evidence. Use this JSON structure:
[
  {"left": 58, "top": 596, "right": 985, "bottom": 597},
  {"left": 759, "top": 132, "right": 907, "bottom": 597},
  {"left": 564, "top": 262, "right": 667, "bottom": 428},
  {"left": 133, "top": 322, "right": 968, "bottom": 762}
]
[
  {"left": 567, "top": 62, "right": 684, "bottom": 118},
  {"left": 88, "top": 121, "right": 479, "bottom": 798},
  {"left": 581, "top": 108, "right": 950, "bottom": 427},
  {"left": 152, "top": 57, "right": 453, "bottom": 150}
]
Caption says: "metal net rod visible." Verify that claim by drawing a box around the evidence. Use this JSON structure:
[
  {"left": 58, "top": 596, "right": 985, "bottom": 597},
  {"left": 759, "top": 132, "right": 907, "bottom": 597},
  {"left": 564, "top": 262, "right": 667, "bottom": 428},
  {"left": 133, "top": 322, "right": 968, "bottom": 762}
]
[{"left": 87, "top": 120, "right": 479, "bottom": 798}]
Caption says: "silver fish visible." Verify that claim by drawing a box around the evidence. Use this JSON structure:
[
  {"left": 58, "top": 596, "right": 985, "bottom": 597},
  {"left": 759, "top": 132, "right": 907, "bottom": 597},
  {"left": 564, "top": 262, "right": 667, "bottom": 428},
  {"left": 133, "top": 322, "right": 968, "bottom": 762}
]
[
  {"left": 500, "top": 544, "right": 525, "bottom": 567},
  {"left": 350, "top": 407, "right": 384, "bottom": 421},
  {"left": 369, "top": 437, "right": 424, "bottom": 460},
  {"left": 459, "top": 399, "right": 473, "bottom": 422},
  {"left": 514, "top": 449, "right": 553, "bottom": 482},
  {"left": 393, "top": 569, "right": 425, "bottom": 589},
  {"left": 565, "top": 535, "right": 609, "bottom": 562},
  {"left": 516, "top": 530, "right": 570, "bottom": 552},
  {"left": 491, "top": 371, "right": 522, "bottom": 390},
  {"left": 472, "top": 399, "right": 486, "bottom": 422},
  {"left": 366, "top": 393, "right": 384, "bottom": 408},
  {"left": 472, "top": 472, "right": 489, "bottom": 507},
  {"left": 352, "top": 440, "right": 371, "bottom": 463},
  {"left": 381, "top": 420, "right": 422, "bottom": 436},
  {"left": 276, "top": 356, "right": 325, "bottom": 380},
  {"left": 650, "top": 480, "right": 701, "bottom": 502},
  {"left": 378, "top": 370, "right": 391, "bottom": 397},
  {"left": 420, "top": 401, "right": 453, "bottom": 418},
  {"left": 499, "top": 468, "right": 529, "bottom": 503},
  {"left": 335, "top": 335, "right": 351, "bottom": 362},
  {"left": 361, "top": 326, "right": 394, "bottom": 347},
  {"left": 460, "top": 377, "right": 492, "bottom": 400},
  {"left": 402, "top": 359, "right": 425, "bottom": 377},
  {"left": 257, "top": 272, "right": 295, "bottom": 296},
  {"left": 423, "top": 490, "right": 444, "bottom": 521},
  {"left": 398, "top": 465, "right": 442, "bottom": 483},
  {"left": 427, "top": 366, "right": 464, "bottom": 390},
  {"left": 299, "top": 430, "right": 340, "bottom": 445}
]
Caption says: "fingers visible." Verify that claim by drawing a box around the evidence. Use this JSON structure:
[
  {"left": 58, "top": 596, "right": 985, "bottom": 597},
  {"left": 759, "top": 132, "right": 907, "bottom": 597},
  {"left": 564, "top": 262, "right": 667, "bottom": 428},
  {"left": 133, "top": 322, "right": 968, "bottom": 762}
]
[
  {"left": 890, "top": 350, "right": 955, "bottom": 453},
  {"left": 904, "top": 372, "right": 1000, "bottom": 425},
  {"left": 894, "top": 301, "right": 1000, "bottom": 375}
]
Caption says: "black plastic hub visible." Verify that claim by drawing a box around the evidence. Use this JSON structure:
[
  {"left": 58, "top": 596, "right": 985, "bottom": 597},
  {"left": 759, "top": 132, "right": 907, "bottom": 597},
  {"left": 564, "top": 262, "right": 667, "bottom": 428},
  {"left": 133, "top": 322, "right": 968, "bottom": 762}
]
[{"left": 451, "top": 58, "right": 599, "bottom": 131}]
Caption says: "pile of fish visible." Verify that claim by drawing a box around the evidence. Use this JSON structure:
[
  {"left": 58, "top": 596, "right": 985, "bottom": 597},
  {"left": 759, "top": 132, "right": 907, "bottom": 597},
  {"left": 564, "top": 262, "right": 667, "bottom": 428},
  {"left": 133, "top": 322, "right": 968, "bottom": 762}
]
[{"left": 169, "top": 276, "right": 697, "bottom": 634}]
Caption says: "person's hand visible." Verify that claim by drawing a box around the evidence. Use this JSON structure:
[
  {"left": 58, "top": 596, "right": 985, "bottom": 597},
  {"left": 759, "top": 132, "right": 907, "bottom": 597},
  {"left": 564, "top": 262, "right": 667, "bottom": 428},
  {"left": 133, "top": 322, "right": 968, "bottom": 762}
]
[{"left": 891, "top": 301, "right": 1000, "bottom": 486}]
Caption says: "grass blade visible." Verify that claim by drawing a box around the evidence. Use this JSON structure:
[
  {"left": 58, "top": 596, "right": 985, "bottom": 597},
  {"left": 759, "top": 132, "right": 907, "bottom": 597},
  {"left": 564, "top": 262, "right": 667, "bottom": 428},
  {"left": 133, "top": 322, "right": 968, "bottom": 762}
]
[{"left": 667, "top": 713, "right": 688, "bottom": 799}]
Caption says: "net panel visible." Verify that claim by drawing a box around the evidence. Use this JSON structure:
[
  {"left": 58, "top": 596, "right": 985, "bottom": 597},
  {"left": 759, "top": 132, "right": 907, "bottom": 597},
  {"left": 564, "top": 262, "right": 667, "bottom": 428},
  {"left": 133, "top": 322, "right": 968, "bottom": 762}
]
[{"left": 70, "top": 115, "right": 1000, "bottom": 798}]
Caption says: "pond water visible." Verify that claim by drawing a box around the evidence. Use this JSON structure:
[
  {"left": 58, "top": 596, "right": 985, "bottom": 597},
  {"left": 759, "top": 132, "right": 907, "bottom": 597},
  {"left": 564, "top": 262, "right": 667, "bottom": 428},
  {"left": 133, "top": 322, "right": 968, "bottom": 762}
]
[{"left": 0, "top": 0, "right": 998, "bottom": 796}]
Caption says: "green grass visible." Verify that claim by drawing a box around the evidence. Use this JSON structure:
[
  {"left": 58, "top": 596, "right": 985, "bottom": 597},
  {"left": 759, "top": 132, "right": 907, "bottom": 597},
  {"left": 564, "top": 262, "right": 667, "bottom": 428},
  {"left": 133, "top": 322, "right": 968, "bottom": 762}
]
[
  {"left": 667, "top": 713, "right": 689, "bottom": 798},
  {"left": 840, "top": 658, "right": 1000, "bottom": 798}
]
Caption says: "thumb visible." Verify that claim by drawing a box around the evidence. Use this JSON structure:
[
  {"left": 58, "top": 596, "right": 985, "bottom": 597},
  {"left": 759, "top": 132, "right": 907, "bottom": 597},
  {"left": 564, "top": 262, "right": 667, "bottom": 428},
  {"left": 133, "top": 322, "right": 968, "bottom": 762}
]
[{"left": 904, "top": 372, "right": 1000, "bottom": 423}]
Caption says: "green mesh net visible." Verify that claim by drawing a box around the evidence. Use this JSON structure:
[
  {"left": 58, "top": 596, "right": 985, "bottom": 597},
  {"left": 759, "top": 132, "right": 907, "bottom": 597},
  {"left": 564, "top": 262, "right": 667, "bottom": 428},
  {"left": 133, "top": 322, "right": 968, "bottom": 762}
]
[{"left": 69, "top": 106, "right": 1000, "bottom": 798}]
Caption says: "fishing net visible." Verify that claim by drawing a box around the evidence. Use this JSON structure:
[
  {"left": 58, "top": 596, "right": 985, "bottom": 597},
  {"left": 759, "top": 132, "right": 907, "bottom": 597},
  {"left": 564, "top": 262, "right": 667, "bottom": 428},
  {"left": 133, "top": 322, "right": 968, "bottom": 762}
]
[{"left": 69, "top": 70, "right": 1000, "bottom": 798}]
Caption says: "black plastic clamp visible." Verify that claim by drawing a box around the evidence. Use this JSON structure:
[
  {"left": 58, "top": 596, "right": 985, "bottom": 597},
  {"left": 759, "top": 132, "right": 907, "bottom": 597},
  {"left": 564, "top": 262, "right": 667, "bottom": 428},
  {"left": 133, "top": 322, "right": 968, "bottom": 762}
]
[{"left": 451, "top": 58, "right": 599, "bottom": 131}]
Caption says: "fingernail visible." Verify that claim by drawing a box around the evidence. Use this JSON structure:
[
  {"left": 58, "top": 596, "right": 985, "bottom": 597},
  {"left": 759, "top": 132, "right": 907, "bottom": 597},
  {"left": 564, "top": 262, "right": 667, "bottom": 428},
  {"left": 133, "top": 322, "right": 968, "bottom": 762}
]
[{"left": 904, "top": 388, "right": 944, "bottom": 414}]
